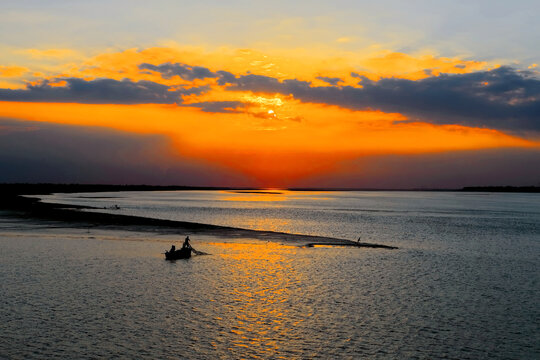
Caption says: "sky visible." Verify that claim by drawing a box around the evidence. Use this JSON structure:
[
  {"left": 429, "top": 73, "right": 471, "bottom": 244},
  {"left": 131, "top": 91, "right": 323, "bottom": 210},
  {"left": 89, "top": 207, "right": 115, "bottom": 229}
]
[{"left": 1, "top": 0, "right": 539, "bottom": 188}]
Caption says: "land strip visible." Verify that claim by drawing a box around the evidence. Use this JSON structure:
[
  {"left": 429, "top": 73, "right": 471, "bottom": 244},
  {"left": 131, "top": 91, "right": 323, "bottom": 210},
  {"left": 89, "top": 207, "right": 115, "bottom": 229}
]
[{"left": 0, "top": 188, "right": 397, "bottom": 248}]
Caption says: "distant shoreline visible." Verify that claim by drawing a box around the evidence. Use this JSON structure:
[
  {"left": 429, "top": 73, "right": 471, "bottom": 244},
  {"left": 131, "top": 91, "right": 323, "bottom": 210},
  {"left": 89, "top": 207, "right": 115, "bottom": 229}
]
[
  {"left": 459, "top": 186, "right": 540, "bottom": 193},
  {"left": 0, "top": 183, "right": 539, "bottom": 194}
]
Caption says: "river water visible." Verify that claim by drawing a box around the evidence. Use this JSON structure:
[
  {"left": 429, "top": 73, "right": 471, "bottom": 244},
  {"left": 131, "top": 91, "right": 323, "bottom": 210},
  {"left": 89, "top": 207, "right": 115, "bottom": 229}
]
[{"left": 1, "top": 190, "right": 539, "bottom": 358}]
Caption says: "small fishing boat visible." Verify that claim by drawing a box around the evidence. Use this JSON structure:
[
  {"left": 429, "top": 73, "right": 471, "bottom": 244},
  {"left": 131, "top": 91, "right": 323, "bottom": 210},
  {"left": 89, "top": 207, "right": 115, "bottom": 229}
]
[{"left": 165, "top": 247, "right": 192, "bottom": 260}]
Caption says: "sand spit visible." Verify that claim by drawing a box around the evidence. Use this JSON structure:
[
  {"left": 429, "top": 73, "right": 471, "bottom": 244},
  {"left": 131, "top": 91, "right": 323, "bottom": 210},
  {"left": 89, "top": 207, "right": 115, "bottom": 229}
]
[{"left": 1, "top": 191, "right": 397, "bottom": 249}]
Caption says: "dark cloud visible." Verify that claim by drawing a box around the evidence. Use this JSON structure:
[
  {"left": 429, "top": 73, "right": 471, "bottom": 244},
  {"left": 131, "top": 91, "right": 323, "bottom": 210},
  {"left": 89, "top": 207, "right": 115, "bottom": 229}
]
[
  {"left": 176, "top": 85, "right": 210, "bottom": 97},
  {"left": 0, "top": 78, "right": 206, "bottom": 104},
  {"left": 216, "top": 70, "right": 237, "bottom": 85},
  {"left": 0, "top": 118, "right": 249, "bottom": 186},
  {"left": 221, "top": 67, "right": 540, "bottom": 132},
  {"left": 223, "top": 74, "right": 282, "bottom": 92},
  {"left": 185, "top": 101, "right": 245, "bottom": 113},
  {"left": 316, "top": 76, "right": 342, "bottom": 85},
  {"left": 3, "top": 61, "right": 539, "bottom": 132},
  {"left": 139, "top": 63, "right": 216, "bottom": 81}
]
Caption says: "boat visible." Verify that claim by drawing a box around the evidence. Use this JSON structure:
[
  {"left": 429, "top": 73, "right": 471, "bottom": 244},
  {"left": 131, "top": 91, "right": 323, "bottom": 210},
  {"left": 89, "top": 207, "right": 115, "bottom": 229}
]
[{"left": 165, "top": 246, "right": 192, "bottom": 260}]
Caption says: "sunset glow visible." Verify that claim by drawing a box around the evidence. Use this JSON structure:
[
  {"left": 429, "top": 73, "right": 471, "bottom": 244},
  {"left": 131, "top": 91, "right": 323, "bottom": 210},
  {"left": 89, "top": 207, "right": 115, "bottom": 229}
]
[
  {"left": 2, "top": 4, "right": 540, "bottom": 360},
  {"left": 1, "top": 1, "right": 539, "bottom": 188}
]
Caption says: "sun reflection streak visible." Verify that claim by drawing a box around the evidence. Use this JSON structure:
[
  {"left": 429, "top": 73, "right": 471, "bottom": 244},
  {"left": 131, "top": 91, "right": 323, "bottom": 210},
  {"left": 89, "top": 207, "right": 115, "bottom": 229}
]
[
  {"left": 218, "top": 189, "right": 331, "bottom": 203},
  {"left": 202, "top": 242, "right": 310, "bottom": 356},
  {"left": 219, "top": 189, "right": 290, "bottom": 203}
]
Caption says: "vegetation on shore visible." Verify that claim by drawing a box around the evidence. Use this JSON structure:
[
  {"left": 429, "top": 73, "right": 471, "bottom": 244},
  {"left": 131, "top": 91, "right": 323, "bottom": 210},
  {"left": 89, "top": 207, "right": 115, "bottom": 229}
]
[{"left": 0, "top": 183, "right": 539, "bottom": 196}]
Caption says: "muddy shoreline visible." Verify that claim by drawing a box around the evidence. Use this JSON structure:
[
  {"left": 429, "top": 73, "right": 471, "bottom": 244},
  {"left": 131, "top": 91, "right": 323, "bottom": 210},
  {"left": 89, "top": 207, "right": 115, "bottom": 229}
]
[{"left": 1, "top": 188, "right": 397, "bottom": 249}]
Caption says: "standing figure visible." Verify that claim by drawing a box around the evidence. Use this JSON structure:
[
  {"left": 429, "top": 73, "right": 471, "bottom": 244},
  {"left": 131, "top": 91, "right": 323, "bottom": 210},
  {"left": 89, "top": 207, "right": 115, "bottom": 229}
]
[{"left": 182, "top": 236, "right": 191, "bottom": 249}]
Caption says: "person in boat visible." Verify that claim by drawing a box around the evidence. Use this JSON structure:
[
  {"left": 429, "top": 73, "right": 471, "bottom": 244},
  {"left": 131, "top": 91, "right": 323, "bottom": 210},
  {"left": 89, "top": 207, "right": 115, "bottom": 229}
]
[
  {"left": 182, "top": 236, "right": 192, "bottom": 250},
  {"left": 169, "top": 244, "right": 176, "bottom": 254}
]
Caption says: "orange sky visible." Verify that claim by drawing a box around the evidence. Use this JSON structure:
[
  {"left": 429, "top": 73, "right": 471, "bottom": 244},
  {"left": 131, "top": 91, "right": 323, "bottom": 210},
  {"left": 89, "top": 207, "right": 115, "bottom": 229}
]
[{"left": 1, "top": 46, "right": 539, "bottom": 186}]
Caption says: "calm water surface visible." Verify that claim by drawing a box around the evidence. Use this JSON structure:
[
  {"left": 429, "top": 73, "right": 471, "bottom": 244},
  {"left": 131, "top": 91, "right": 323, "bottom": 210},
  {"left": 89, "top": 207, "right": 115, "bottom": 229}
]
[
  {"left": 39, "top": 190, "right": 540, "bottom": 247},
  {"left": 1, "top": 191, "right": 539, "bottom": 359}
]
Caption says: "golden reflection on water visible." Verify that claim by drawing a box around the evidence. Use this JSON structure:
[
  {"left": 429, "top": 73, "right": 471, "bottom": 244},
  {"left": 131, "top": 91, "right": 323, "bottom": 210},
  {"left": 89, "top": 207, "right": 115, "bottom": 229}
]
[
  {"left": 217, "top": 190, "right": 333, "bottom": 234},
  {"left": 205, "top": 241, "right": 312, "bottom": 356},
  {"left": 219, "top": 189, "right": 331, "bottom": 203},
  {"left": 219, "top": 213, "right": 294, "bottom": 233},
  {"left": 246, "top": 218, "right": 291, "bottom": 233}
]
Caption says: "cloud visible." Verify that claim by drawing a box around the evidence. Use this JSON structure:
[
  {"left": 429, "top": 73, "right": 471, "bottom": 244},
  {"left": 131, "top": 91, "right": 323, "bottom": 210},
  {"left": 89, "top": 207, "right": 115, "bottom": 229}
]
[
  {"left": 16, "top": 48, "right": 81, "bottom": 59},
  {"left": 0, "top": 118, "right": 248, "bottom": 186},
  {"left": 0, "top": 78, "right": 207, "bottom": 104},
  {"left": 2, "top": 57, "right": 539, "bottom": 132},
  {"left": 221, "top": 73, "right": 284, "bottom": 92},
  {"left": 316, "top": 76, "right": 342, "bottom": 85},
  {"left": 220, "top": 66, "right": 540, "bottom": 132},
  {"left": 184, "top": 100, "right": 246, "bottom": 113},
  {"left": 0, "top": 66, "right": 28, "bottom": 77},
  {"left": 139, "top": 62, "right": 217, "bottom": 81},
  {"left": 216, "top": 70, "right": 237, "bottom": 85}
]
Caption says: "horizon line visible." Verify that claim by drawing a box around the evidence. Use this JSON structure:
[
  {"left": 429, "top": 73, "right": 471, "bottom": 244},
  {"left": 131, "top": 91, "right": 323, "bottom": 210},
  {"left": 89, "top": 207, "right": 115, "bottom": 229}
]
[{"left": 1, "top": 183, "right": 539, "bottom": 194}]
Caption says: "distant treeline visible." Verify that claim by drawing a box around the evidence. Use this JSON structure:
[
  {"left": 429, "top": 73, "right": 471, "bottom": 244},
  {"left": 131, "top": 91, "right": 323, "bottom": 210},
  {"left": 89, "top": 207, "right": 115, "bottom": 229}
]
[
  {"left": 0, "top": 183, "right": 242, "bottom": 196},
  {"left": 461, "top": 186, "right": 540, "bottom": 193},
  {"left": 1, "top": 183, "right": 539, "bottom": 196}
]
